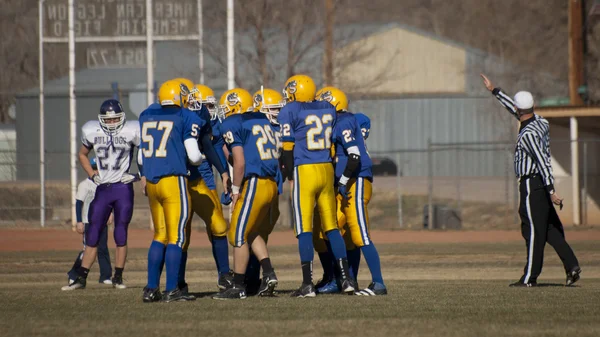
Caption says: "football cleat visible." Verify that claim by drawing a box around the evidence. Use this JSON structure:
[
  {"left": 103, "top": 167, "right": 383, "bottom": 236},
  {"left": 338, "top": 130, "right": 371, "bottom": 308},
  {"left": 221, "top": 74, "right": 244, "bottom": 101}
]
[
  {"left": 162, "top": 288, "right": 196, "bottom": 303},
  {"left": 290, "top": 283, "right": 317, "bottom": 298},
  {"left": 566, "top": 267, "right": 582, "bottom": 286},
  {"left": 112, "top": 276, "right": 126, "bottom": 289},
  {"left": 61, "top": 276, "right": 86, "bottom": 291},
  {"left": 356, "top": 282, "right": 388, "bottom": 296},
  {"left": 212, "top": 286, "right": 247, "bottom": 300},
  {"left": 101, "top": 279, "right": 113, "bottom": 285},
  {"left": 509, "top": 281, "right": 537, "bottom": 287},
  {"left": 340, "top": 278, "right": 355, "bottom": 295},
  {"left": 142, "top": 287, "right": 162, "bottom": 303},
  {"left": 257, "top": 271, "right": 278, "bottom": 297},
  {"left": 218, "top": 271, "right": 234, "bottom": 290},
  {"left": 316, "top": 279, "right": 340, "bottom": 294},
  {"left": 314, "top": 276, "right": 331, "bottom": 290},
  {"left": 178, "top": 283, "right": 196, "bottom": 301}
]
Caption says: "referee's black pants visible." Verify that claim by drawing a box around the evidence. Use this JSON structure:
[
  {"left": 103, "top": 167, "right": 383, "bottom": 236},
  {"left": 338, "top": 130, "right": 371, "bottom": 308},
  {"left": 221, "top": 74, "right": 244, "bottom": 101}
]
[{"left": 518, "top": 175, "right": 579, "bottom": 284}]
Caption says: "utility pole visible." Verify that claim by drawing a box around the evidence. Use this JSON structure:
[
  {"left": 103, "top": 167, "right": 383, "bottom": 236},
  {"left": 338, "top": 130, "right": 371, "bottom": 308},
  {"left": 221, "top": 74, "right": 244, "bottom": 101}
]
[
  {"left": 568, "top": 0, "right": 584, "bottom": 106},
  {"left": 324, "top": 0, "right": 334, "bottom": 86}
]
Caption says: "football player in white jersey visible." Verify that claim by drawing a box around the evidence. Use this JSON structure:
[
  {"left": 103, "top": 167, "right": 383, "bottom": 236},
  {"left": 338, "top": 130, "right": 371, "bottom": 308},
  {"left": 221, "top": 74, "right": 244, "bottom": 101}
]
[{"left": 62, "top": 99, "right": 141, "bottom": 291}]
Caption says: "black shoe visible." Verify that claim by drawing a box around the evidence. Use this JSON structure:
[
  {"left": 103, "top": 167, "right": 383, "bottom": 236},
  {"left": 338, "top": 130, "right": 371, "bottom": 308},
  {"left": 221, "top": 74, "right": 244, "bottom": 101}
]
[
  {"left": 340, "top": 278, "right": 355, "bottom": 295},
  {"left": 314, "top": 275, "right": 331, "bottom": 290},
  {"left": 509, "top": 281, "right": 537, "bottom": 287},
  {"left": 566, "top": 267, "right": 582, "bottom": 286},
  {"left": 212, "top": 286, "right": 247, "bottom": 300},
  {"left": 257, "top": 271, "right": 278, "bottom": 297},
  {"left": 142, "top": 286, "right": 162, "bottom": 303},
  {"left": 290, "top": 283, "right": 316, "bottom": 298},
  {"left": 162, "top": 288, "right": 196, "bottom": 303},
  {"left": 178, "top": 283, "right": 196, "bottom": 300},
  {"left": 112, "top": 275, "right": 126, "bottom": 289},
  {"left": 246, "top": 278, "right": 261, "bottom": 296},
  {"left": 61, "top": 276, "right": 86, "bottom": 291},
  {"left": 218, "top": 271, "right": 234, "bottom": 290}
]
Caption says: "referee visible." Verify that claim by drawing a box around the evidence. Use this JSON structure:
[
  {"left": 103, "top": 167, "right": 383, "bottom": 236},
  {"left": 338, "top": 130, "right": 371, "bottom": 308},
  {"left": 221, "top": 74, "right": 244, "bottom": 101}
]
[{"left": 481, "top": 74, "right": 581, "bottom": 287}]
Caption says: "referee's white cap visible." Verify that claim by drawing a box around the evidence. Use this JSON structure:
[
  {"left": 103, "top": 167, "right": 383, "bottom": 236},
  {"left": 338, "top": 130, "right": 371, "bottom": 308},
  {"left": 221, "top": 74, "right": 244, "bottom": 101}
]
[{"left": 514, "top": 91, "right": 534, "bottom": 110}]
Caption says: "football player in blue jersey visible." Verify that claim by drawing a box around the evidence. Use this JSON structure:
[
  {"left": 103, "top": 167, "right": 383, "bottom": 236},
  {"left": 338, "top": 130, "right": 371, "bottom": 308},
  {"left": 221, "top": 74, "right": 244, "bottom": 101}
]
[
  {"left": 317, "top": 87, "right": 387, "bottom": 296},
  {"left": 138, "top": 79, "right": 206, "bottom": 303},
  {"left": 212, "top": 88, "right": 280, "bottom": 300},
  {"left": 180, "top": 82, "right": 233, "bottom": 292},
  {"left": 278, "top": 74, "right": 354, "bottom": 297},
  {"left": 354, "top": 112, "right": 371, "bottom": 141},
  {"left": 241, "top": 87, "right": 286, "bottom": 295}
]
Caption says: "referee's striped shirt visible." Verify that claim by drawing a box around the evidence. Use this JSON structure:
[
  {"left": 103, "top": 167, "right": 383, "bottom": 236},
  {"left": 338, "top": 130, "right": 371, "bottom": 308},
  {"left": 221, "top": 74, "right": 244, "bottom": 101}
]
[{"left": 492, "top": 88, "right": 555, "bottom": 190}]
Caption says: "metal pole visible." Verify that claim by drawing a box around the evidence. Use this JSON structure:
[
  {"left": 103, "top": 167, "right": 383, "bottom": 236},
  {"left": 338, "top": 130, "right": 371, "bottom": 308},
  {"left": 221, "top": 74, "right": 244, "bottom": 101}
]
[
  {"left": 427, "top": 139, "right": 433, "bottom": 230},
  {"left": 68, "top": 0, "right": 77, "bottom": 225},
  {"left": 582, "top": 141, "right": 588, "bottom": 225},
  {"left": 455, "top": 147, "right": 461, "bottom": 220},
  {"left": 198, "top": 0, "right": 204, "bottom": 84},
  {"left": 146, "top": 0, "right": 154, "bottom": 106},
  {"left": 39, "top": 0, "right": 45, "bottom": 228},
  {"left": 227, "top": 0, "right": 235, "bottom": 89},
  {"left": 396, "top": 152, "right": 403, "bottom": 229},
  {"left": 570, "top": 117, "right": 580, "bottom": 225}
]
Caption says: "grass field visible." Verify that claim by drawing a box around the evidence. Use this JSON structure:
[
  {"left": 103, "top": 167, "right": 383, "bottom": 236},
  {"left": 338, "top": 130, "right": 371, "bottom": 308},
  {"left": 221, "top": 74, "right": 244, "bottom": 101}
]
[{"left": 1, "top": 239, "right": 600, "bottom": 337}]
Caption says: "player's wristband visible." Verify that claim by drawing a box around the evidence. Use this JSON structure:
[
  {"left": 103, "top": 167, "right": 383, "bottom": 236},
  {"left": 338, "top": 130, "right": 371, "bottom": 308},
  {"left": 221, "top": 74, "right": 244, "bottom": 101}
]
[
  {"left": 339, "top": 175, "right": 350, "bottom": 186},
  {"left": 232, "top": 185, "right": 240, "bottom": 195}
]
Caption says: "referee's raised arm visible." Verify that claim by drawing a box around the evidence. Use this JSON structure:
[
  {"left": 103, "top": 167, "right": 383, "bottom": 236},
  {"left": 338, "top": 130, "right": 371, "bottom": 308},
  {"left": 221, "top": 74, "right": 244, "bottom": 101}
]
[{"left": 480, "top": 74, "right": 519, "bottom": 120}]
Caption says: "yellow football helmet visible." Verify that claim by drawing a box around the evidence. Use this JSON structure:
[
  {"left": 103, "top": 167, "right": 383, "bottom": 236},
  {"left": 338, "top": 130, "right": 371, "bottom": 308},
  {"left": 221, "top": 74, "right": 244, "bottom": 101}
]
[
  {"left": 283, "top": 74, "right": 316, "bottom": 103},
  {"left": 158, "top": 79, "right": 188, "bottom": 107},
  {"left": 254, "top": 87, "right": 285, "bottom": 125},
  {"left": 192, "top": 84, "right": 220, "bottom": 119},
  {"left": 172, "top": 78, "right": 196, "bottom": 108},
  {"left": 316, "top": 86, "right": 348, "bottom": 112},
  {"left": 219, "top": 88, "right": 253, "bottom": 118}
]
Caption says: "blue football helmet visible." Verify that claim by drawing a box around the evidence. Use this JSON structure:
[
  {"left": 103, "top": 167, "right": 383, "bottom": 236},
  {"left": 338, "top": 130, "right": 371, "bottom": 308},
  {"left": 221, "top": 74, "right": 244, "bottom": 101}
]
[
  {"left": 99, "top": 99, "right": 126, "bottom": 135},
  {"left": 354, "top": 112, "right": 371, "bottom": 140}
]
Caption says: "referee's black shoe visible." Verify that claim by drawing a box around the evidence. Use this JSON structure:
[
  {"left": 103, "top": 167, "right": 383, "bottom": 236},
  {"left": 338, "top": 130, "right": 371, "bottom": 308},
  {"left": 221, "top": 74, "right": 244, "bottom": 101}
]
[
  {"left": 566, "top": 267, "right": 582, "bottom": 287},
  {"left": 509, "top": 281, "right": 537, "bottom": 287}
]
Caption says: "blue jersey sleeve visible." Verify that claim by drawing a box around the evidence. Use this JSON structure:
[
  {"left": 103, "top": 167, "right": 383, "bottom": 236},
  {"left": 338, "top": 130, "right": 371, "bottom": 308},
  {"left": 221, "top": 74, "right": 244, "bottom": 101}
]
[
  {"left": 278, "top": 104, "right": 294, "bottom": 143},
  {"left": 221, "top": 115, "right": 244, "bottom": 148},
  {"left": 183, "top": 109, "right": 205, "bottom": 141},
  {"left": 199, "top": 107, "right": 212, "bottom": 136},
  {"left": 334, "top": 114, "right": 358, "bottom": 149}
]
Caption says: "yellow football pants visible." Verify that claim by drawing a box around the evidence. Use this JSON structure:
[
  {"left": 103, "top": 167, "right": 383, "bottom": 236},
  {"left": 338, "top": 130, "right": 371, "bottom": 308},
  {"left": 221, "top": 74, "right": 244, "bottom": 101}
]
[
  {"left": 188, "top": 178, "right": 228, "bottom": 239},
  {"left": 146, "top": 176, "right": 192, "bottom": 247},
  {"left": 229, "top": 177, "right": 278, "bottom": 247},
  {"left": 314, "top": 177, "right": 372, "bottom": 250},
  {"left": 258, "top": 197, "right": 279, "bottom": 243},
  {"left": 292, "top": 163, "right": 337, "bottom": 236}
]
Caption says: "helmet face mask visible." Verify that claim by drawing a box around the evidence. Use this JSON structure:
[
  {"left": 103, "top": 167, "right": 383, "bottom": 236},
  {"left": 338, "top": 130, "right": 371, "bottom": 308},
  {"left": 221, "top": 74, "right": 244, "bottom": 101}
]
[{"left": 99, "top": 99, "right": 126, "bottom": 135}]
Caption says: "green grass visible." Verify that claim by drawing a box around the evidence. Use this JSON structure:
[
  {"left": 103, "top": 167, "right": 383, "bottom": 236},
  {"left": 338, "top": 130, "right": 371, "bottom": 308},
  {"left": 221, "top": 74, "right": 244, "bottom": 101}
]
[{"left": 1, "top": 242, "right": 599, "bottom": 337}]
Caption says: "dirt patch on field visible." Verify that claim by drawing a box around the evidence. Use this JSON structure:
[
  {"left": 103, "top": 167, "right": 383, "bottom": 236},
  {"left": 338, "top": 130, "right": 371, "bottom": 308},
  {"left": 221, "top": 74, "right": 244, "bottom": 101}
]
[{"left": 2, "top": 228, "right": 600, "bottom": 252}]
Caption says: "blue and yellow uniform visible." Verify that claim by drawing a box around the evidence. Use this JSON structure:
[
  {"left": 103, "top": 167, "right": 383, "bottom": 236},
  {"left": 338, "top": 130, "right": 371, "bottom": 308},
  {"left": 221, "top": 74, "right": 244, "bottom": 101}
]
[
  {"left": 332, "top": 112, "right": 373, "bottom": 247},
  {"left": 221, "top": 113, "right": 279, "bottom": 247},
  {"left": 187, "top": 108, "right": 229, "bottom": 241},
  {"left": 140, "top": 104, "right": 202, "bottom": 247},
  {"left": 278, "top": 100, "right": 337, "bottom": 236}
]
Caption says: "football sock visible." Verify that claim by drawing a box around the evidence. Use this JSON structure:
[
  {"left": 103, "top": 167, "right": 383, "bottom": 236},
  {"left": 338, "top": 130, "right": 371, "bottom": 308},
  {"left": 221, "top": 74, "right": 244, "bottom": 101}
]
[
  {"left": 347, "top": 248, "right": 361, "bottom": 280},
  {"left": 147, "top": 241, "right": 166, "bottom": 289},
  {"left": 317, "top": 251, "right": 335, "bottom": 281},
  {"left": 233, "top": 272, "right": 245, "bottom": 287},
  {"left": 361, "top": 243, "right": 384, "bottom": 285},
  {"left": 336, "top": 258, "right": 351, "bottom": 282},
  {"left": 298, "top": 232, "right": 314, "bottom": 262},
  {"left": 326, "top": 230, "right": 347, "bottom": 260},
  {"left": 212, "top": 236, "right": 230, "bottom": 275},
  {"left": 76, "top": 266, "right": 89, "bottom": 279},
  {"left": 301, "top": 261, "right": 313, "bottom": 285},
  {"left": 246, "top": 253, "right": 261, "bottom": 283},
  {"left": 178, "top": 251, "right": 188, "bottom": 288},
  {"left": 260, "top": 257, "right": 274, "bottom": 275},
  {"left": 114, "top": 267, "right": 124, "bottom": 278},
  {"left": 165, "top": 244, "right": 183, "bottom": 292}
]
